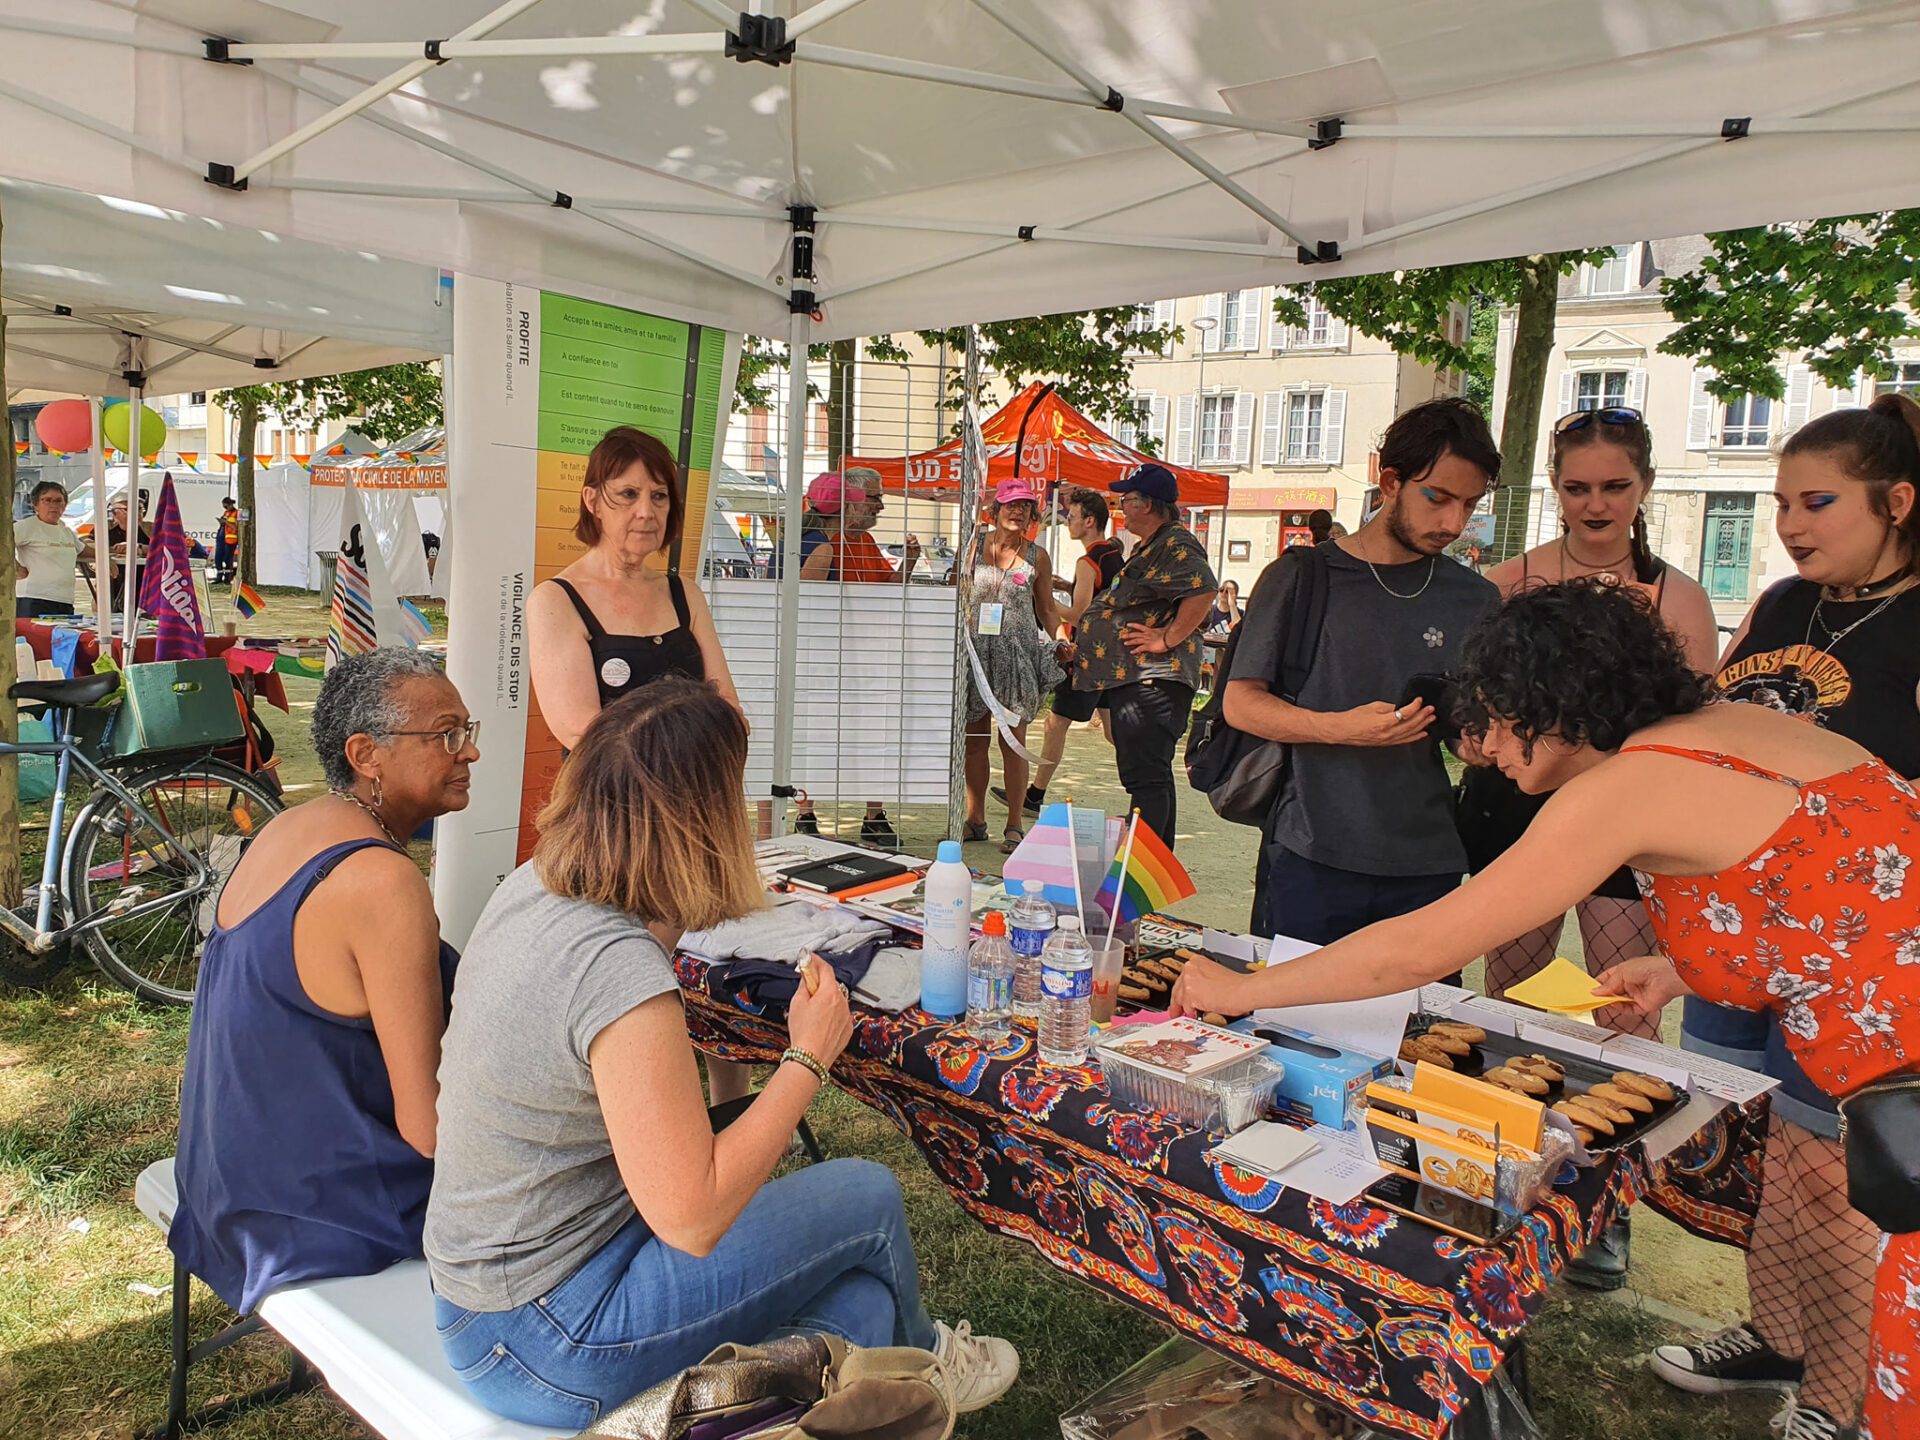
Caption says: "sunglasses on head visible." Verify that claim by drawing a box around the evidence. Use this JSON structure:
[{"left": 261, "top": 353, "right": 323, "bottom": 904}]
[{"left": 1553, "top": 406, "right": 1645, "bottom": 435}]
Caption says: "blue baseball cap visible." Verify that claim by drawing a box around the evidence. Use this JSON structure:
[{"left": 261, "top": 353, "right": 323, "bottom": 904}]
[{"left": 1113, "top": 462, "right": 1178, "bottom": 505}]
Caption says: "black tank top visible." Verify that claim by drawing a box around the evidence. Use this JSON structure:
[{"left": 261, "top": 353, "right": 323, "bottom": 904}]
[
  {"left": 550, "top": 576, "right": 706, "bottom": 708},
  {"left": 1717, "top": 579, "right": 1920, "bottom": 780}
]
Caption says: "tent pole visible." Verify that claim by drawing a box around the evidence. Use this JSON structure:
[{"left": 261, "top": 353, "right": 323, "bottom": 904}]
[
  {"left": 89, "top": 399, "right": 110, "bottom": 636},
  {"left": 231, "top": 32, "right": 724, "bottom": 62},
  {"left": 121, "top": 379, "right": 142, "bottom": 649},
  {"left": 771, "top": 308, "right": 809, "bottom": 838},
  {"left": 968, "top": 0, "right": 1319, "bottom": 251},
  {"left": 809, "top": 210, "right": 1285, "bottom": 257},
  {"left": 947, "top": 331, "right": 982, "bottom": 845}
]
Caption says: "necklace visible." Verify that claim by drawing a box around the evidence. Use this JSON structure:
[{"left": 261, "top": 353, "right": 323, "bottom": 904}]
[
  {"left": 1364, "top": 555, "right": 1438, "bottom": 600},
  {"left": 332, "top": 788, "right": 403, "bottom": 849},
  {"left": 1803, "top": 589, "right": 1904, "bottom": 655},
  {"left": 1559, "top": 534, "right": 1636, "bottom": 586},
  {"left": 1823, "top": 569, "right": 1913, "bottom": 602}
]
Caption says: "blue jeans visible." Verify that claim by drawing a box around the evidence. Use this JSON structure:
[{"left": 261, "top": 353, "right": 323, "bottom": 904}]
[
  {"left": 1680, "top": 995, "right": 1840, "bottom": 1139},
  {"left": 1261, "top": 844, "right": 1460, "bottom": 945},
  {"left": 434, "top": 1158, "right": 937, "bottom": 1430}
]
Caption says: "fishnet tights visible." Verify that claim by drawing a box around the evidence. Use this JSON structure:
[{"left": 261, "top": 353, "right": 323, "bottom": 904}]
[
  {"left": 1483, "top": 896, "right": 1662, "bottom": 1039},
  {"left": 1748, "top": 1114, "right": 1877, "bottom": 1423}
]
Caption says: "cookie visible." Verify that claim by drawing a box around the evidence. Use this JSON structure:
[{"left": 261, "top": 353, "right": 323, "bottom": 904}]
[
  {"left": 1586, "top": 1082, "right": 1654, "bottom": 1115},
  {"left": 1554, "top": 1098, "right": 1615, "bottom": 1137},
  {"left": 1483, "top": 1065, "right": 1550, "bottom": 1096},
  {"left": 1124, "top": 969, "right": 1169, "bottom": 995},
  {"left": 1428, "top": 1021, "right": 1487, "bottom": 1045},
  {"left": 1613, "top": 1071, "right": 1674, "bottom": 1103},
  {"left": 1572, "top": 1126, "right": 1597, "bottom": 1149},
  {"left": 1422, "top": 1030, "right": 1474, "bottom": 1057},
  {"left": 1140, "top": 959, "right": 1183, "bottom": 983},
  {"left": 1571, "top": 1091, "right": 1634, "bottom": 1125},
  {"left": 1511, "top": 1053, "right": 1565, "bottom": 1082},
  {"left": 1400, "top": 1037, "right": 1455, "bottom": 1069},
  {"left": 1201, "top": 1011, "right": 1228, "bottom": 1027},
  {"left": 1118, "top": 982, "right": 1152, "bottom": 1003}
]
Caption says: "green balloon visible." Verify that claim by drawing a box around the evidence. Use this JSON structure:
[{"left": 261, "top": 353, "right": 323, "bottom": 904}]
[{"left": 103, "top": 402, "right": 167, "bottom": 456}]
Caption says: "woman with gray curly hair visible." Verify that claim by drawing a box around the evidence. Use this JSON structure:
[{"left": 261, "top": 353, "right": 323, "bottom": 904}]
[{"left": 168, "top": 648, "right": 479, "bottom": 1317}]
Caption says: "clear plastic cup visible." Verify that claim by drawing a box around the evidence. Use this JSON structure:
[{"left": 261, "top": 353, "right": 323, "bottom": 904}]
[{"left": 1087, "top": 939, "right": 1126, "bottom": 1027}]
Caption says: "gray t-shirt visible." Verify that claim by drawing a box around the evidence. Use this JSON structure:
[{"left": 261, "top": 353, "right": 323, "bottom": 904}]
[
  {"left": 1230, "top": 544, "right": 1496, "bottom": 877},
  {"left": 425, "top": 862, "right": 679, "bottom": 1312}
]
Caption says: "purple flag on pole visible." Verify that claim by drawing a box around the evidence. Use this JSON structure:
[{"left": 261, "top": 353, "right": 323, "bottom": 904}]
[{"left": 137, "top": 474, "right": 208, "bottom": 660}]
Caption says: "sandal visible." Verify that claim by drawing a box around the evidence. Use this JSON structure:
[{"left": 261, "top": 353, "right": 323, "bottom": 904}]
[
  {"left": 1000, "top": 827, "right": 1025, "bottom": 855},
  {"left": 962, "top": 822, "right": 989, "bottom": 843}
]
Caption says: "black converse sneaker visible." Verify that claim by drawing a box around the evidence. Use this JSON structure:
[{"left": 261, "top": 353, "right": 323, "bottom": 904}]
[
  {"left": 1649, "top": 1323, "right": 1804, "bottom": 1394},
  {"left": 1770, "top": 1398, "right": 1856, "bottom": 1440}
]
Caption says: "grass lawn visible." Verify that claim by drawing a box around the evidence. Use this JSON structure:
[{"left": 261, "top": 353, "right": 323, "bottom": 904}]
[{"left": 0, "top": 634, "right": 1780, "bottom": 1440}]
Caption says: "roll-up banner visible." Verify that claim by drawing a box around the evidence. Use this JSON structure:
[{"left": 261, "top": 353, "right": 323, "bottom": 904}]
[{"left": 437, "top": 276, "right": 738, "bottom": 945}]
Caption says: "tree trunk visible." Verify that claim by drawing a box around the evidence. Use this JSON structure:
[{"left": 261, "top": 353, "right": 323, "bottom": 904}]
[
  {"left": 1490, "top": 255, "right": 1562, "bottom": 562},
  {"left": 235, "top": 395, "right": 260, "bottom": 586},
  {"left": 0, "top": 197, "right": 20, "bottom": 910},
  {"left": 826, "top": 338, "right": 856, "bottom": 468}
]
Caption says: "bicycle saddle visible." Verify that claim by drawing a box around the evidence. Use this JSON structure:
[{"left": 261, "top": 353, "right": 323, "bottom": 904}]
[{"left": 9, "top": 672, "right": 122, "bottom": 708}]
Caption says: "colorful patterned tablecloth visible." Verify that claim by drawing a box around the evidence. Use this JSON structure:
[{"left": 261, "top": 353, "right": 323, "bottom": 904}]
[{"left": 676, "top": 952, "right": 1765, "bottom": 1439}]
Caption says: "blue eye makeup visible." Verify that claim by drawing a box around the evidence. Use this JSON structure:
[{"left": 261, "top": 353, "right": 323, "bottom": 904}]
[
  {"left": 1420, "top": 487, "right": 1441, "bottom": 503},
  {"left": 1805, "top": 494, "right": 1837, "bottom": 510}
]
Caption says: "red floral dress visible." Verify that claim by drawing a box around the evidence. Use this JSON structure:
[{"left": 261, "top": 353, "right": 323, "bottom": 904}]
[{"left": 1625, "top": 744, "right": 1920, "bottom": 1438}]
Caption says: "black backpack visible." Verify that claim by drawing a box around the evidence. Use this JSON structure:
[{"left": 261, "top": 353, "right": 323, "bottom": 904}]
[{"left": 1184, "top": 544, "right": 1330, "bottom": 827}]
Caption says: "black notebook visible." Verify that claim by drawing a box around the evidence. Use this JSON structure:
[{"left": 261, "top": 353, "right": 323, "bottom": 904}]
[{"left": 778, "top": 853, "right": 914, "bottom": 895}]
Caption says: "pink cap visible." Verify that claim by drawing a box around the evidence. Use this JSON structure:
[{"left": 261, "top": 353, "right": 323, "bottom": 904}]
[
  {"left": 806, "top": 471, "right": 868, "bottom": 514},
  {"left": 994, "top": 477, "right": 1039, "bottom": 506}
]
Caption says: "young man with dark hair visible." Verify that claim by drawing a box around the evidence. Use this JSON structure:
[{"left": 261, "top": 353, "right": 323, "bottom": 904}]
[
  {"left": 999, "top": 485, "right": 1124, "bottom": 816},
  {"left": 1226, "top": 398, "right": 1499, "bottom": 941},
  {"left": 1072, "top": 465, "right": 1217, "bottom": 847}
]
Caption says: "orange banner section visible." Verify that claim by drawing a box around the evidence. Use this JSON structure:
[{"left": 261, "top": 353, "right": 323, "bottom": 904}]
[{"left": 309, "top": 463, "right": 448, "bottom": 489}]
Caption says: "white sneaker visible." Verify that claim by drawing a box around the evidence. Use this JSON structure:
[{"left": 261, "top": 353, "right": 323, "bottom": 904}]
[{"left": 932, "top": 1318, "right": 1019, "bottom": 1413}]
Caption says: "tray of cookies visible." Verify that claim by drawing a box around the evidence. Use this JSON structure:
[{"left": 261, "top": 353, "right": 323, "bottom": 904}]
[
  {"left": 1396, "top": 1019, "right": 1683, "bottom": 1152},
  {"left": 1114, "top": 946, "right": 1254, "bottom": 1027}
]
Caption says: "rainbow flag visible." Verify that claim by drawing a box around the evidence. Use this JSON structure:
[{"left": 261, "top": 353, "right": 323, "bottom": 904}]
[
  {"left": 326, "top": 550, "right": 376, "bottom": 667},
  {"left": 1096, "top": 815, "right": 1196, "bottom": 924},
  {"left": 233, "top": 582, "right": 267, "bottom": 619}
]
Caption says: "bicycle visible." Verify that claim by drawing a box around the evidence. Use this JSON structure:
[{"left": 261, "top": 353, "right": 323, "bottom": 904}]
[{"left": 0, "top": 670, "right": 283, "bottom": 1005}]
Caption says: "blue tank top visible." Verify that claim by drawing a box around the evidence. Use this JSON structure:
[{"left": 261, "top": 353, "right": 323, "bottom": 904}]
[{"left": 169, "top": 838, "right": 459, "bottom": 1314}]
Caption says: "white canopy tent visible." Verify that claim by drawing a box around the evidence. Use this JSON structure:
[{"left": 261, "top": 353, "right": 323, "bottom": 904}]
[{"left": 4, "top": 0, "right": 1919, "bottom": 830}]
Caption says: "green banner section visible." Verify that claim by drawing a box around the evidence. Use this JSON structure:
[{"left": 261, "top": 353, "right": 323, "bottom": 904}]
[{"left": 540, "top": 294, "right": 690, "bottom": 355}]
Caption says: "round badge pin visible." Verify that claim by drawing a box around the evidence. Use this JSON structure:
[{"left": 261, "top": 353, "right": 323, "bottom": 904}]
[{"left": 600, "top": 656, "right": 632, "bottom": 688}]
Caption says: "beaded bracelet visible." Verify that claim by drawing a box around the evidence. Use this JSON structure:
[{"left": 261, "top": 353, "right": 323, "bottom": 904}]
[{"left": 780, "top": 1046, "right": 831, "bottom": 1085}]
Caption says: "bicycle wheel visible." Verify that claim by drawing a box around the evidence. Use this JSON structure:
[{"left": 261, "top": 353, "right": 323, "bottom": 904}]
[{"left": 65, "top": 757, "right": 284, "bottom": 1005}]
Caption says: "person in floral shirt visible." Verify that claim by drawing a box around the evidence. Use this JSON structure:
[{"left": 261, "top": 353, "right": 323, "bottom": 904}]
[
  {"left": 1164, "top": 583, "right": 1920, "bottom": 1440},
  {"left": 1071, "top": 464, "right": 1216, "bottom": 847}
]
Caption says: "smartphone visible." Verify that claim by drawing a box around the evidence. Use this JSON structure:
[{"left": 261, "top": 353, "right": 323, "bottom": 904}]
[{"left": 1398, "top": 672, "right": 1459, "bottom": 741}]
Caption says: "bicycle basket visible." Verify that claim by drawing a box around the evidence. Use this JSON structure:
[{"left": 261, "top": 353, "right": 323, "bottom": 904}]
[{"left": 109, "top": 659, "right": 246, "bottom": 759}]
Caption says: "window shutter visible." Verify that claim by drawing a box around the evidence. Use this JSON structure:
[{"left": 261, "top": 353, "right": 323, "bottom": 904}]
[
  {"left": 1201, "top": 293, "right": 1223, "bottom": 352},
  {"left": 1149, "top": 395, "right": 1169, "bottom": 448},
  {"left": 1174, "top": 394, "right": 1196, "bottom": 464},
  {"left": 1322, "top": 390, "right": 1347, "bottom": 465},
  {"left": 1686, "top": 370, "right": 1715, "bottom": 449},
  {"left": 1259, "top": 391, "right": 1284, "bottom": 466},
  {"left": 1238, "top": 290, "right": 1262, "bottom": 349},
  {"left": 1327, "top": 315, "right": 1349, "bottom": 348},
  {"left": 1557, "top": 370, "right": 1577, "bottom": 417},
  {"left": 1626, "top": 369, "right": 1648, "bottom": 410},
  {"left": 1270, "top": 307, "right": 1289, "bottom": 350},
  {"left": 1784, "top": 364, "right": 1814, "bottom": 437},
  {"left": 1233, "top": 392, "right": 1255, "bottom": 465},
  {"left": 1851, "top": 367, "right": 1871, "bottom": 408},
  {"left": 1153, "top": 298, "right": 1176, "bottom": 329}
]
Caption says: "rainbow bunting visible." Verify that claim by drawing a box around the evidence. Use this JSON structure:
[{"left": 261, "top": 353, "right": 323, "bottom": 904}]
[
  {"left": 1096, "top": 815, "right": 1196, "bottom": 924},
  {"left": 217, "top": 452, "right": 238, "bottom": 465},
  {"left": 13, "top": 441, "right": 26, "bottom": 455},
  {"left": 233, "top": 581, "right": 268, "bottom": 619},
  {"left": 254, "top": 453, "right": 273, "bottom": 469},
  {"left": 292, "top": 452, "right": 312, "bottom": 468},
  {"left": 178, "top": 452, "right": 200, "bottom": 470}
]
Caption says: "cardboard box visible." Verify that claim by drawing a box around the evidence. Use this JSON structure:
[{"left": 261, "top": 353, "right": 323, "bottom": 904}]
[{"left": 1231, "top": 1019, "right": 1392, "bottom": 1130}]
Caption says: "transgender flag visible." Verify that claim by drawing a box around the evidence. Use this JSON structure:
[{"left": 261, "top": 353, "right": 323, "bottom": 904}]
[
  {"left": 1001, "top": 802, "right": 1088, "bottom": 910},
  {"left": 136, "top": 474, "right": 207, "bottom": 660}
]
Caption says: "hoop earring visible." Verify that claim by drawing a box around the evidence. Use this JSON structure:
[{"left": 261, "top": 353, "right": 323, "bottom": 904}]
[{"left": 370, "top": 775, "right": 384, "bottom": 809}]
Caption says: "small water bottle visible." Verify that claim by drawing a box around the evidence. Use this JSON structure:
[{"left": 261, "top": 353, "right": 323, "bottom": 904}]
[
  {"left": 1008, "top": 879, "right": 1056, "bottom": 1020},
  {"left": 919, "top": 840, "right": 972, "bottom": 1018},
  {"left": 1039, "top": 915, "right": 1093, "bottom": 1067},
  {"left": 966, "top": 911, "right": 1015, "bottom": 1044}
]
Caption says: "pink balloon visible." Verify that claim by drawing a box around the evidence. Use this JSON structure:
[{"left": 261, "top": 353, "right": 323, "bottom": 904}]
[{"left": 34, "top": 399, "right": 94, "bottom": 454}]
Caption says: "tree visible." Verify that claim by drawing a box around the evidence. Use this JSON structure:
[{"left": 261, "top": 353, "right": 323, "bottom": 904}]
[
  {"left": 1658, "top": 212, "right": 1920, "bottom": 400},
  {"left": 1273, "top": 249, "right": 1611, "bottom": 559},
  {"left": 215, "top": 363, "right": 444, "bottom": 585}
]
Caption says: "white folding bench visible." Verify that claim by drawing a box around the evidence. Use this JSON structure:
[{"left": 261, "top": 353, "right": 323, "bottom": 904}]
[{"left": 134, "top": 1157, "right": 571, "bottom": 1440}]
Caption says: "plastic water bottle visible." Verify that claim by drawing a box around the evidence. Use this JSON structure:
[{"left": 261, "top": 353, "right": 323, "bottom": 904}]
[
  {"left": 1039, "top": 915, "right": 1093, "bottom": 1067},
  {"left": 1008, "top": 879, "right": 1055, "bottom": 1019},
  {"left": 966, "top": 912, "right": 1015, "bottom": 1044},
  {"left": 919, "top": 840, "right": 972, "bottom": 1018}
]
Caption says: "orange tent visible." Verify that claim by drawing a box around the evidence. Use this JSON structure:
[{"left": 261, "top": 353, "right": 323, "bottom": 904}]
[{"left": 848, "top": 381, "right": 1228, "bottom": 508}]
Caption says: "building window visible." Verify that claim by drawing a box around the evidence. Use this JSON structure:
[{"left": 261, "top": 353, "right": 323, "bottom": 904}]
[
  {"left": 1876, "top": 362, "right": 1920, "bottom": 399},
  {"left": 747, "top": 406, "right": 770, "bottom": 456},
  {"left": 1582, "top": 245, "right": 1635, "bottom": 296},
  {"left": 1720, "top": 394, "right": 1773, "bottom": 448},
  {"left": 1576, "top": 370, "right": 1630, "bottom": 411},
  {"left": 1198, "top": 394, "right": 1236, "bottom": 466},
  {"left": 1286, "top": 391, "right": 1325, "bottom": 463},
  {"left": 808, "top": 403, "right": 830, "bottom": 451}
]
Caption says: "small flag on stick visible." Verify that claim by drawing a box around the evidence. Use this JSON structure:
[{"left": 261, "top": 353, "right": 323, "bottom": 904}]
[
  {"left": 233, "top": 582, "right": 268, "bottom": 619},
  {"left": 396, "top": 597, "right": 433, "bottom": 647},
  {"left": 1096, "top": 814, "right": 1196, "bottom": 926}
]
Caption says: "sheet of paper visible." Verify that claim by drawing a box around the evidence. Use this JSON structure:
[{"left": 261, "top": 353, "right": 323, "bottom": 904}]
[
  {"left": 1418, "top": 982, "right": 1474, "bottom": 1017},
  {"left": 1253, "top": 935, "right": 1416, "bottom": 1061},
  {"left": 1515, "top": 1013, "right": 1608, "bottom": 1062},
  {"left": 1200, "top": 928, "right": 1263, "bottom": 965},
  {"left": 1602, "top": 1033, "right": 1778, "bottom": 1104},
  {"left": 1452, "top": 996, "right": 1541, "bottom": 1037},
  {"left": 1262, "top": 1123, "right": 1391, "bottom": 1205},
  {"left": 1208, "top": 1122, "right": 1321, "bottom": 1177},
  {"left": 1637, "top": 1091, "right": 1731, "bottom": 1165},
  {"left": 1503, "top": 956, "right": 1614, "bottom": 1014}
]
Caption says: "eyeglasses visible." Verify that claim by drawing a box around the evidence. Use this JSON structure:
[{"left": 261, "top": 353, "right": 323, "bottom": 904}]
[
  {"left": 1553, "top": 406, "right": 1645, "bottom": 434},
  {"left": 388, "top": 721, "right": 481, "bottom": 754}
]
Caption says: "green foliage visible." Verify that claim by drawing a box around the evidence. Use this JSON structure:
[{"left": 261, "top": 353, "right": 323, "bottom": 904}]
[
  {"left": 734, "top": 337, "right": 911, "bottom": 412},
  {"left": 1464, "top": 301, "right": 1499, "bottom": 415},
  {"left": 1659, "top": 212, "right": 1920, "bottom": 400},
  {"left": 231, "top": 362, "right": 443, "bottom": 443}
]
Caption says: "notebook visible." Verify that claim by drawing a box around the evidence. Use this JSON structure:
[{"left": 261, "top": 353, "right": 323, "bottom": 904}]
[{"left": 778, "top": 853, "right": 915, "bottom": 895}]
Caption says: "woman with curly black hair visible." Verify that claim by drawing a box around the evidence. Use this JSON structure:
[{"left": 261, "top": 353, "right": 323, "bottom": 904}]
[{"left": 1170, "top": 580, "right": 1920, "bottom": 1440}]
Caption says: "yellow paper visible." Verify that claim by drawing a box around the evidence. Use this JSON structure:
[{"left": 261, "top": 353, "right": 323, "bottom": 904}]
[{"left": 1504, "top": 956, "right": 1614, "bottom": 1014}]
